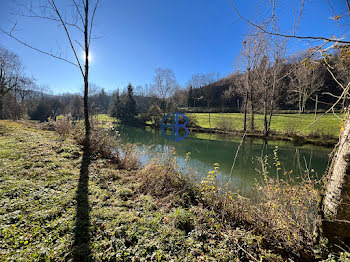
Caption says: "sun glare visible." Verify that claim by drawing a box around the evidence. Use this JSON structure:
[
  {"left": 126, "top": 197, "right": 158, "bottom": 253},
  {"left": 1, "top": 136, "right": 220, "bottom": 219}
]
[{"left": 81, "top": 51, "right": 93, "bottom": 62}]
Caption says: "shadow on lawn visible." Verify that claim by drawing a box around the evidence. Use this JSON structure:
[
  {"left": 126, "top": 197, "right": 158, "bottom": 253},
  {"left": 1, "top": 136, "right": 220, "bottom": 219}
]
[{"left": 72, "top": 148, "right": 91, "bottom": 261}]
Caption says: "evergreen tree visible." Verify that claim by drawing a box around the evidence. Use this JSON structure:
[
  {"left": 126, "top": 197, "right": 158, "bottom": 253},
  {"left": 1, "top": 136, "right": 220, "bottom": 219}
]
[
  {"left": 96, "top": 88, "right": 110, "bottom": 114},
  {"left": 108, "top": 90, "right": 120, "bottom": 118},
  {"left": 126, "top": 83, "right": 137, "bottom": 117}
]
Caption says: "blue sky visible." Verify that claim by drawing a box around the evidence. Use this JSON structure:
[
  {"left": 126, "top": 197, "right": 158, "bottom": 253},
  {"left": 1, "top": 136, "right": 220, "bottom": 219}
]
[{"left": 0, "top": 0, "right": 348, "bottom": 94}]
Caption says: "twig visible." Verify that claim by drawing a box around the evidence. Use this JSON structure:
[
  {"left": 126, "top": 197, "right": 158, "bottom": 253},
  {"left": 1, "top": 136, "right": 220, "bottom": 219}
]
[
  {"left": 0, "top": 28, "right": 78, "bottom": 67},
  {"left": 49, "top": 0, "right": 85, "bottom": 77},
  {"left": 229, "top": 1, "right": 350, "bottom": 44}
]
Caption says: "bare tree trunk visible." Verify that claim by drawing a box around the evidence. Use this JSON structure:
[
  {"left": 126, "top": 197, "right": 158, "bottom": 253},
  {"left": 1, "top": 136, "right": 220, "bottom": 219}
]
[
  {"left": 302, "top": 91, "right": 307, "bottom": 113},
  {"left": 263, "top": 86, "right": 268, "bottom": 136},
  {"left": 243, "top": 92, "right": 248, "bottom": 132},
  {"left": 250, "top": 98, "right": 255, "bottom": 130},
  {"left": 267, "top": 74, "right": 276, "bottom": 136},
  {"left": 315, "top": 94, "right": 318, "bottom": 119},
  {"left": 322, "top": 112, "right": 350, "bottom": 248},
  {"left": 83, "top": 0, "right": 91, "bottom": 149},
  {"left": 208, "top": 106, "right": 211, "bottom": 131}
]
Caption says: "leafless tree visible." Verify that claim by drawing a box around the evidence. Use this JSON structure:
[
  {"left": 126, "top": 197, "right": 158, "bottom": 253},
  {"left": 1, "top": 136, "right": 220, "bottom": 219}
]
[
  {"left": 287, "top": 55, "right": 325, "bottom": 113},
  {"left": 0, "top": 46, "right": 23, "bottom": 119},
  {"left": 152, "top": 67, "right": 177, "bottom": 114},
  {"left": 70, "top": 94, "right": 84, "bottom": 120},
  {"left": 1, "top": 0, "right": 100, "bottom": 149},
  {"left": 239, "top": 29, "right": 268, "bottom": 131},
  {"left": 262, "top": 36, "right": 287, "bottom": 136},
  {"left": 231, "top": 0, "right": 350, "bottom": 248},
  {"left": 188, "top": 72, "right": 220, "bottom": 129},
  {"left": 15, "top": 76, "right": 37, "bottom": 102}
]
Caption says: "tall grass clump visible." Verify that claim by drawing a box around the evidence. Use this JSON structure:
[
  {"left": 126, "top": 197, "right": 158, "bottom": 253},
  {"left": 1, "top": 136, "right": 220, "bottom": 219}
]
[
  {"left": 51, "top": 115, "right": 73, "bottom": 138},
  {"left": 119, "top": 143, "right": 140, "bottom": 170},
  {"left": 252, "top": 147, "right": 321, "bottom": 256},
  {"left": 197, "top": 147, "right": 323, "bottom": 259},
  {"left": 136, "top": 150, "right": 200, "bottom": 206}
]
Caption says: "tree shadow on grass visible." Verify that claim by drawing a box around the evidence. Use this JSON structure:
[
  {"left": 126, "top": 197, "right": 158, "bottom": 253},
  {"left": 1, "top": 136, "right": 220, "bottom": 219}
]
[{"left": 72, "top": 148, "right": 91, "bottom": 261}]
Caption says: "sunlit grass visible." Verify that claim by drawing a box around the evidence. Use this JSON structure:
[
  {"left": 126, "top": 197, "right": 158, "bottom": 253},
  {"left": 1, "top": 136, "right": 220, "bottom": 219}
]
[
  {"left": 94, "top": 114, "right": 118, "bottom": 122},
  {"left": 189, "top": 113, "right": 342, "bottom": 138}
]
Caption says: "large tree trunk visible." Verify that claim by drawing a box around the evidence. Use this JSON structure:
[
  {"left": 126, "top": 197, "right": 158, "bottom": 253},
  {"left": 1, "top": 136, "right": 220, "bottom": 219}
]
[{"left": 322, "top": 112, "right": 350, "bottom": 248}]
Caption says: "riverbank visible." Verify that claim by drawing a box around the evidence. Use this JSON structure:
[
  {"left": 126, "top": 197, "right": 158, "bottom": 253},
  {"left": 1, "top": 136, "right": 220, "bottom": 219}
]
[
  {"left": 189, "top": 113, "right": 341, "bottom": 146},
  {"left": 0, "top": 120, "right": 344, "bottom": 261},
  {"left": 94, "top": 113, "right": 341, "bottom": 146}
]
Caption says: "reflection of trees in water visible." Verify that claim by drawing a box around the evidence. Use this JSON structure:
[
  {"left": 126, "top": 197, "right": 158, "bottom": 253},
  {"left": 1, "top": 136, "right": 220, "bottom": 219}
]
[{"left": 115, "top": 125, "right": 330, "bottom": 194}]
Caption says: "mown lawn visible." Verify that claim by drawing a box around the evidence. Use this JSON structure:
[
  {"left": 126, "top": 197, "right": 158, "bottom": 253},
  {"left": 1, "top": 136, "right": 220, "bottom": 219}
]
[
  {"left": 0, "top": 120, "right": 284, "bottom": 261},
  {"left": 189, "top": 113, "right": 343, "bottom": 138}
]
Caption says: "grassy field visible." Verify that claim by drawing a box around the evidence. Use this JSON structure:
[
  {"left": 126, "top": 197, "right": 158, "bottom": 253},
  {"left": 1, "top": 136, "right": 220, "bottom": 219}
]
[
  {"left": 1, "top": 120, "right": 347, "bottom": 260},
  {"left": 0, "top": 120, "right": 284, "bottom": 261},
  {"left": 189, "top": 112, "right": 343, "bottom": 139}
]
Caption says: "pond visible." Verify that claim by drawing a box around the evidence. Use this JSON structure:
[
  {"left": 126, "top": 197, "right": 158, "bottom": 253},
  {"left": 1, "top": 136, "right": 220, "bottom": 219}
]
[{"left": 115, "top": 125, "right": 332, "bottom": 195}]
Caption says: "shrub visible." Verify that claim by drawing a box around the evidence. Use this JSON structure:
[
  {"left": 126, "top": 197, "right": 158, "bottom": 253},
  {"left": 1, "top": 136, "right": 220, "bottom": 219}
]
[
  {"left": 136, "top": 152, "right": 200, "bottom": 206},
  {"left": 119, "top": 143, "right": 140, "bottom": 170},
  {"left": 73, "top": 120, "right": 120, "bottom": 163},
  {"left": 53, "top": 115, "right": 73, "bottom": 138}
]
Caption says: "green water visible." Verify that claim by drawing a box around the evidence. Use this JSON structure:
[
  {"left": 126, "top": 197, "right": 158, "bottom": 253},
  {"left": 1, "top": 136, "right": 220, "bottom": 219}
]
[{"left": 116, "top": 125, "right": 332, "bottom": 194}]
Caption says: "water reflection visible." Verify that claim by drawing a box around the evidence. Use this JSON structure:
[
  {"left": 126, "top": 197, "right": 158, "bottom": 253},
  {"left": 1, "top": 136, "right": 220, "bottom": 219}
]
[{"left": 115, "top": 125, "right": 332, "bottom": 195}]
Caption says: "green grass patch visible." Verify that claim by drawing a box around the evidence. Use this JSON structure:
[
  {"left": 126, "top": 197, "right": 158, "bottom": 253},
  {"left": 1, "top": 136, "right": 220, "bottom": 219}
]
[{"left": 189, "top": 112, "right": 342, "bottom": 138}]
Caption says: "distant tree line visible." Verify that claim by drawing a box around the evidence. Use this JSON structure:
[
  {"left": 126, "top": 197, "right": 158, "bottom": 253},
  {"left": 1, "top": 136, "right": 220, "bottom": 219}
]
[{"left": 1, "top": 44, "right": 347, "bottom": 131}]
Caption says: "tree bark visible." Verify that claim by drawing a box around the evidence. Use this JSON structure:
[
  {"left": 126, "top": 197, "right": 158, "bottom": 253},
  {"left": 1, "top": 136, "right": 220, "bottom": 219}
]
[
  {"left": 250, "top": 98, "right": 255, "bottom": 130},
  {"left": 243, "top": 92, "right": 248, "bottom": 132},
  {"left": 263, "top": 90, "right": 268, "bottom": 136},
  {"left": 267, "top": 74, "right": 276, "bottom": 137},
  {"left": 83, "top": 0, "right": 91, "bottom": 150},
  {"left": 322, "top": 112, "right": 350, "bottom": 248}
]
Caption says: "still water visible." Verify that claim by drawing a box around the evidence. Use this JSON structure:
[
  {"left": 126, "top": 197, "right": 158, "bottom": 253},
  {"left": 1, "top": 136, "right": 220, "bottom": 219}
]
[{"left": 116, "top": 125, "right": 332, "bottom": 195}]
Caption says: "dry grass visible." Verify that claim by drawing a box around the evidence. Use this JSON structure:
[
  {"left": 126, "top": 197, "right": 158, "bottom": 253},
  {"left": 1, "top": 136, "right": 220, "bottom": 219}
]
[
  {"left": 134, "top": 149, "right": 326, "bottom": 260},
  {"left": 136, "top": 154, "right": 200, "bottom": 207},
  {"left": 51, "top": 115, "right": 73, "bottom": 138},
  {"left": 119, "top": 143, "right": 140, "bottom": 170}
]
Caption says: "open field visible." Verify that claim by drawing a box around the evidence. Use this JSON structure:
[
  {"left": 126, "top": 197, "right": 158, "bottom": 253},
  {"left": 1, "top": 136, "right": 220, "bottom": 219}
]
[{"left": 189, "top": 113, "right": 343, "bottom": 139}]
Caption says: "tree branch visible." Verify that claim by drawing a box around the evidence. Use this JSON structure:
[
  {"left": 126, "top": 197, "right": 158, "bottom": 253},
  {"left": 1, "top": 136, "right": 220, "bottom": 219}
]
[
  {"left": 22, "top": 13, "right": 84, "bottom": 33},
  {"left": 72, "top": 0, "right": 85, "bottom": 25},
  {"left": 49, "top": 0, "right": 85, "bottom": 77},
  {"left": 229, "top": 1, "right": 350, "bottom": 45},
  {"left": 88, "top": 0, "right": 100, "bottom": 48},
  {"left": 0, "top": 28, "right": 79, "bottom": 67}
]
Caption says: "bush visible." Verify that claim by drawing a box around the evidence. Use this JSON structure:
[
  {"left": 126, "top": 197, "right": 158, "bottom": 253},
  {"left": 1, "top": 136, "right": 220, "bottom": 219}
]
[
  {"left": 52, "top": 115, "right": 73, "bottom": 138},
  {"left": 73, "top": 120, "right": 120, "bottom": 163},
  {"left": 119, "top": 143, "right": 140, "bottom": 170},
  {"left": 136, "top": 152, "right": 200, "bottom": 206}
]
